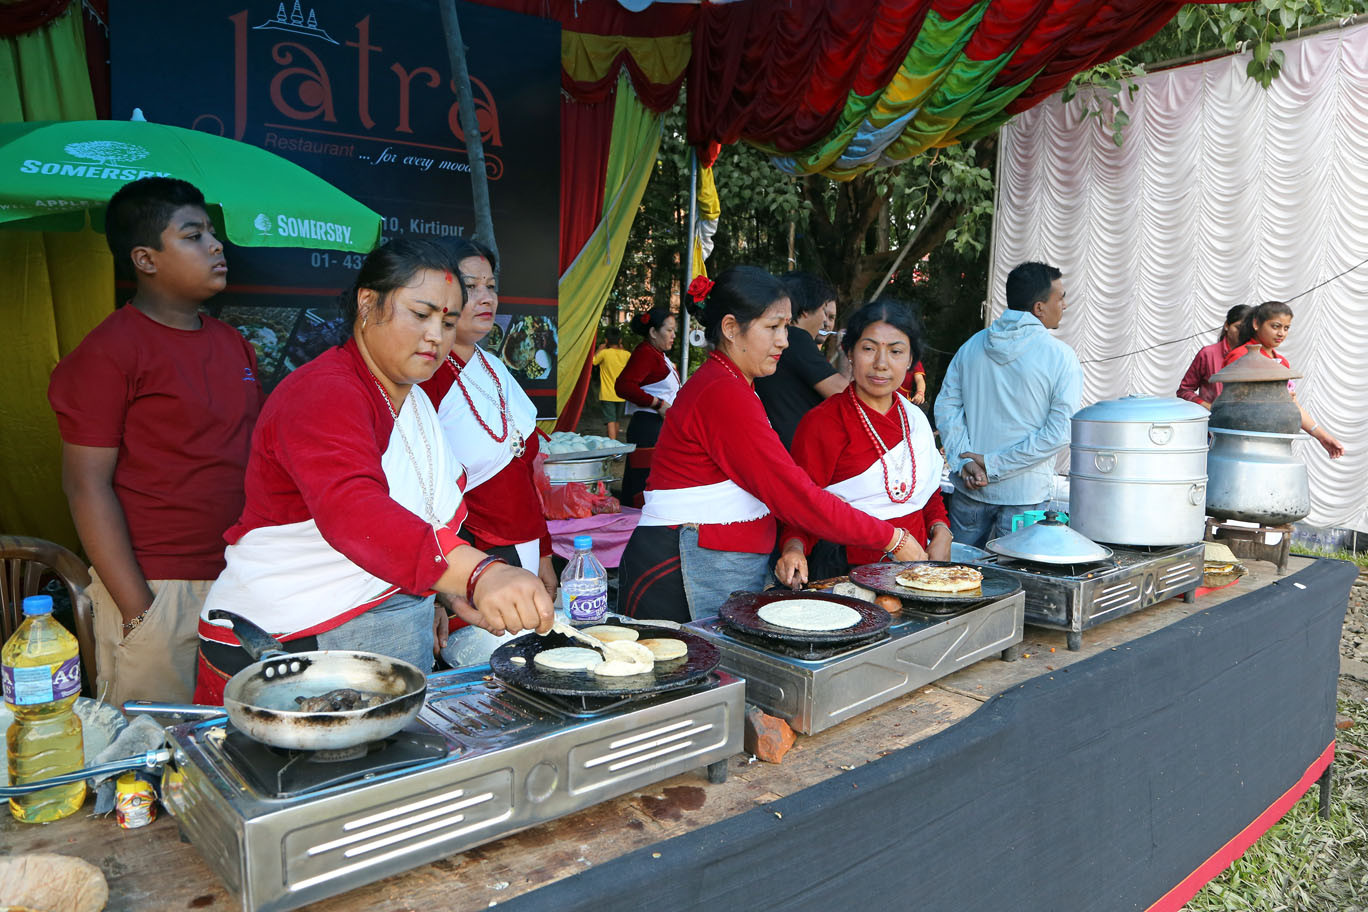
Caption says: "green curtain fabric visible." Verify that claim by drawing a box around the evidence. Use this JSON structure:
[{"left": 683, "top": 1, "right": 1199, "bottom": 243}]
[
  {"left": 548, "top": 73, "right": 662, "bottom": 427},
  {"left": 0, "top": 7, "right": 111, "bottom": 551}
]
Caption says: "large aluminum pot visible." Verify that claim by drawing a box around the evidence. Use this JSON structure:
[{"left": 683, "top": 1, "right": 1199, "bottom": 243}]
[
  {"left": 1069, "top": 396, "right": 1209, "bottom": 546},
  {"left": 1205, "top": 428, "right": 1310, "bottom": 524}
]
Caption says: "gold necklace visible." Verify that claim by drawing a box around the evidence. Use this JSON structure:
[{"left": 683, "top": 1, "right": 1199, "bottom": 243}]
[{"left": 367, "top": 374, "right": 440, "bottom": 524}]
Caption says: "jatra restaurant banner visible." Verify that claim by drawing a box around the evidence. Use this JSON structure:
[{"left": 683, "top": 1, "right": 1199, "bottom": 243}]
[{"left": 111, "top": 0, "right": 561, "bottom": 413}]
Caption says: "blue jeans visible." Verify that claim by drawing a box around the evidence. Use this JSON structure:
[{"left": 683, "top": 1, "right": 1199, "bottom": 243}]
[
  {"left": 948, "top": 492, "right": 1048, "bottom": 549},
  {"left": 678, "top": 526, "right": 771, "bottom": 621},
  {"left": 316, "top": 591, "right": 436, "bottom": 673}
]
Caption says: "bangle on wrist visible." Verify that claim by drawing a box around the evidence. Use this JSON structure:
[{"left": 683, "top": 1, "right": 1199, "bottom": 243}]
[
  {"left": 1308, "top": 422, "right": 1319, "bottom": 434},
  {"left": 466, "top": 556, "right": 508, "bottom": 605},
  {"left": 121, "top": 606, "right": 152, "bottom": 633}
]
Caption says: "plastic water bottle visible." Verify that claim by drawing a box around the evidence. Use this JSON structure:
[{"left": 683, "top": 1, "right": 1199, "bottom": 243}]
[
  {"left": 3, "top": 595, "right": 85, "bottom": 822},
  {"left": 560, "top": 535, "right": 609, "bottom": 626}
]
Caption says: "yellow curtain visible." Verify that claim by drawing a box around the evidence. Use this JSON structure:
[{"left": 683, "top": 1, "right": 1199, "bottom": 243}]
[
  {"left": 0, "top": 7, "right": 112, "bottom": 551},
  {"left": 545, "top": 73, "right": 662, "bottom": 428},
  {"left": 691, "top": 163, "right": 720, "bottom": 280}
]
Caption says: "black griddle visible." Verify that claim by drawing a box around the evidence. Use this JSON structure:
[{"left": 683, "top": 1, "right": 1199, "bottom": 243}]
[
  {"left": 719, "top": 590, "right": 891, "bottom": 644},
  {"left": 489, "top": 623, "right": 720, "bottom": 697},
  {"left": 850, "top": 561, "right": 1022, "bottom": 605}
]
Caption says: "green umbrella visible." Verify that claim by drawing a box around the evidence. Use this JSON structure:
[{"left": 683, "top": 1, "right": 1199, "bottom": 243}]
[{"left": 0, "top": 114, "right": 381, "bottom": 253}]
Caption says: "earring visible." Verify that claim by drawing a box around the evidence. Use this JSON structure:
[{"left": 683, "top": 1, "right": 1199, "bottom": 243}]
[{"left": 362, "top": 315, "right": 368, "bottom": 330}]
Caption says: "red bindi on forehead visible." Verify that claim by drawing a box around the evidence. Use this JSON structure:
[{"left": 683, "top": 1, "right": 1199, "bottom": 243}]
[{"left": 444, "top": 272, "right": 453, "bottom": 283}]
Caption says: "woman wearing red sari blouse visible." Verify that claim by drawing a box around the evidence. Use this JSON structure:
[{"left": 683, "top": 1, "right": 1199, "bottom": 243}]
[{"left": 780, "top": 299, "right": 952, "bottom": 582}]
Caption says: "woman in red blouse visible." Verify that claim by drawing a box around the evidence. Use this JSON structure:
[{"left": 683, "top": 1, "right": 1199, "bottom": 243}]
[
  {"left": 780, "top": 299, "right": 952, "bottom": 582},
  {"left": 194, "top": 239, "right": 552, "bottom": 703},
  {"left": 616, "top": 267, "right": 925, "bottom": 623},
  {"left": 1223, "top": 300, "right": 1344, "bottom": 459},
  {"left": 420, "top": 238, "right": 558, "bottom": 665},
  {"left": 615, "top": 306, "right": 679, "bottom": 507}
]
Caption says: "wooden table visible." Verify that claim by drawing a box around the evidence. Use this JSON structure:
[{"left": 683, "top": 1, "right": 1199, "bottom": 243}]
[{"left": 0, "top": 555, "right": 1347, "bottom": 912}]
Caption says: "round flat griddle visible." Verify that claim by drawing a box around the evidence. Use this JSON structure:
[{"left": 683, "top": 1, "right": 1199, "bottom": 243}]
[
  {"left": 850, "top": 561, "right": 1022, "bottom": 605},
  {"left": 719, "top": 590, "right": 891, "bottom": 645},
  {"left": 489, "top": 623, "right": 720, "bottom": 697}
]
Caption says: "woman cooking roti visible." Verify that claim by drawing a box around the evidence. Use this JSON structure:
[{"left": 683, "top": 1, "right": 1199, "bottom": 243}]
[
  {"left": 193, "top": 238, "right": 553, "bottom": 703},
  {"left": 780, "top": 298, "right": 952, "bottom": 582},
  {"left": 615, "top": 266, "right": 926, "bottom": 624}
]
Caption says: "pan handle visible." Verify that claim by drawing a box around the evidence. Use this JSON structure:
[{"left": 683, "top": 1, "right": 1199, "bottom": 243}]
[
  {"left": 207, "top": 609, "right": 290, "bottom": 661},
  {"left": 0, "top": 749, "right": 172, "bottom": 798}
]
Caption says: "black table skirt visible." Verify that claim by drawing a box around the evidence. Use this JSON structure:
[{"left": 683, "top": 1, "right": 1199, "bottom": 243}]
[{"left": 505, "top": 558, "right": 1355, "bottom": 912}]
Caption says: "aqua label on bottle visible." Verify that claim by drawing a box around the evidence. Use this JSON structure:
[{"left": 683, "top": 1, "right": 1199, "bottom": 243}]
[{"left": 2, "top": 656, "right": 81, "bottom": 706}]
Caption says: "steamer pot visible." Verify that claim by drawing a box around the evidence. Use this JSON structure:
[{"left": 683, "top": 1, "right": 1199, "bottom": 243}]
[
  {"left": 1204, "top": 428, "right": 1310, "bottom": 524},
  {"left": 1069, "top": 396, "right": 1209, "bottom": 546},
  {"left": 1204, "top": 351, "right": 1310, "bottom": 524}
]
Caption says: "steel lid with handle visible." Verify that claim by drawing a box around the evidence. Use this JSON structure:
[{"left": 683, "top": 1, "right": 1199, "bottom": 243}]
[{"left": 985, "top": 510, "right": 1113, "bottom": 565}]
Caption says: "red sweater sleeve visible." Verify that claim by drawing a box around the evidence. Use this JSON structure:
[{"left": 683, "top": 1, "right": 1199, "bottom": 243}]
[
  {"left": 782, "top": 403, "right": 849, "bottom": 554},
  {"left": 615, "top": 343, "right": 665, "bottom": 408},
  {"left": 696, "top": 381, "right": 894, "bottom": 553},
  {"left": 251, "top": 366, "right": 455, "bottom": 594}
]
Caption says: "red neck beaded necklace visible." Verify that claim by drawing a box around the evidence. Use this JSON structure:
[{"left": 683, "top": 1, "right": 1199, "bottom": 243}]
[{"left": 847, "top": 385, "right": 915, "bottom": 503}]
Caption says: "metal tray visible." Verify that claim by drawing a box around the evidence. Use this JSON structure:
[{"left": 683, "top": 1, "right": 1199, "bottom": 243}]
[
  {"left": 489, "top": 623, "right": 719, "bottom": 697},
  {"left": 543, "top": 443, "right": 636, "bottom": 463},
  {"left": 850, "top": 561, "right": 1022, "bottom": 604},
  {"left": 719, "top": 590, "right": 891, "bottom": 644}
]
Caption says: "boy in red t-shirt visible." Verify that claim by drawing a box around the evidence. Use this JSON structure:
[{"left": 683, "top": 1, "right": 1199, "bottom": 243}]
[{"left": 48, "top": 178, "right": 263, "bottom": 707}]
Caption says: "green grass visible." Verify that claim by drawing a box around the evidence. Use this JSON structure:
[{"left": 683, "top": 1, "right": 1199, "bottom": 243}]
[
  {"left": 1290, "top": 545, "right": 1368, "bottom": 570},
  {"left": 1182, "top": 698, "right": 1368, "bottom": 912}
]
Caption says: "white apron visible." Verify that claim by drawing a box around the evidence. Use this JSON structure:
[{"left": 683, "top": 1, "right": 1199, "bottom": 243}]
[
  {"left": 202, "top": 386, "right": 465, "bottom": 637},
  {"left": 824, "top": 395, "right": 944, "bottom": 519},
  {"left": 638, "top": 479, "right": 771, "bottom": 527},
  {"left": 624, "top": 356, "right": 681, "bottom": 415}
]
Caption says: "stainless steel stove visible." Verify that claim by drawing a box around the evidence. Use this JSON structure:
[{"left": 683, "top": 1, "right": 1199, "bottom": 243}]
[
  {"left": 687, "top": 591, "right": 1024, "bottom": 735},
  {"left": 972, "top": 542, "right": 1203, "bottom": 650},
  {"left": 160, "top": 666, "right": 744, "bottom": 912}
]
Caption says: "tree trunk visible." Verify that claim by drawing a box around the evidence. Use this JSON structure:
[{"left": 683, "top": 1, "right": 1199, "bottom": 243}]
[{"left": 438, "top": 0, "right": 498, "bottom": 261}]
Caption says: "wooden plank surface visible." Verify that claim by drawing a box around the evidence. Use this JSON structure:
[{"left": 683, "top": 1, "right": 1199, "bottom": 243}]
[{"left": 0, "top": 557, "right": 1309, "bottom": 911}]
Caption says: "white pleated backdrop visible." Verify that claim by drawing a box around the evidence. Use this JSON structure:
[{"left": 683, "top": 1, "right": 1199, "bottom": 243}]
[{"left": 990, "top": 22, "right": 1368, "bottom": 533}]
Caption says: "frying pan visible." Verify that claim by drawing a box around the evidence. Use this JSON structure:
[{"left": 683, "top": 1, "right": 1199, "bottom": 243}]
[
  {"left": 208, "top": 610, "right": 428, "bottom": 751},
  {"left": 850, "top": 561, "right": 1022, "bottom": 607},
  {"left": 489, "top": 622, "right": 720, "bottom": 697},
  {"left": 720, "top": 590, "right": 891, "bottom": 644}
]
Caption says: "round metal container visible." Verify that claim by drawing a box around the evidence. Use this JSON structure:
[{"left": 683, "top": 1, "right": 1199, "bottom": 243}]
[
  {"left": 1205, "top": 427, "right": 1310, "bottom": 524},
  {"left": 544, "top": 456, "right": 615, "bottom": 485},
  {"left": 1069, "top": 396, "right": 1209, "bottom": 546}
]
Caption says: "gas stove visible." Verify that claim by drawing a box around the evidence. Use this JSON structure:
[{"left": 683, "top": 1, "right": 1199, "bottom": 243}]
[
  {"left": 160, "top": 666, "right": 744, "bottom": 912},
  {"left": 687, "top": 590, "right": 1024, "bottom": 735},
  {"left": 972, "top": 542, "right": 1203, "bottom": 650}
]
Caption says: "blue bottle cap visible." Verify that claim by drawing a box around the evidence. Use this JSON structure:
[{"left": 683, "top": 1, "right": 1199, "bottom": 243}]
[
  {"left": 573, "top": 534, "right": 593, "bottom": 551},
  {"left": 22, "top": 595, "right": 54, "bottom": 616}
]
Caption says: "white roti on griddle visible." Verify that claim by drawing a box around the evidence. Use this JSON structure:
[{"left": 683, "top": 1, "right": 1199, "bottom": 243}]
[
  {"left": 756, "top": 599, "right": 862, "bottom": 632},
  {"left": 533, "top": 647, "right": 604, "bottom": 672}
]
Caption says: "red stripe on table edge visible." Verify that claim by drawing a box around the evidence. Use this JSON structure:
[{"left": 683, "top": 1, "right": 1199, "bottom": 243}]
[{"left": 1144, "top": 741, "right": 1335, "bottom": 912}]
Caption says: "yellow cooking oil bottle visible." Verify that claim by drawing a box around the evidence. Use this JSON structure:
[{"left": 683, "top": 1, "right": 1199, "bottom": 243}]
[{"left": 3, "top": 594, "right": 85, "bottom": 822}]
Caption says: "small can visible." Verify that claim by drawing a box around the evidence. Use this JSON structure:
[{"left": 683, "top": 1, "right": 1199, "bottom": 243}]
[{"left": 115, "top": 772, "right": 157, "bottom": 829}]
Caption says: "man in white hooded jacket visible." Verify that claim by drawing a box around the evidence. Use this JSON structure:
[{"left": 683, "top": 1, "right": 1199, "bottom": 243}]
[{"left": 934, "top": 261, "right": 1083, "bottom": 547}]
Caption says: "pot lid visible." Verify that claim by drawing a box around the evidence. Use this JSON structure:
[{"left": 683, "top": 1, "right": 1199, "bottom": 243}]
[
  {"left": 1208, "top": 347, "right": 1302, "bottom": 383},
  {"left": 1072, "top": 395, "right": 1209, "bottom": 423},
  {"left": 986, "top": 511, "right": 1114, "bottom": 564}
]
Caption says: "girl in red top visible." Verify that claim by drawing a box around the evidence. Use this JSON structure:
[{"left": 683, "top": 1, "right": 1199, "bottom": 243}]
[
  {"left": 615, "top": 306, "right": 680, "bottom": 506},
  {"left": 616, "top": 267, "right": 925, "bottom": 623},
  {"left": 780, "top": 299, "right": 952, "bottom": 582},
  {"left": 1223, "top": 300, "right": 1344, "bottom": 459},
  {"left": 194, "top": 239, "right": 553, "bottom": 703}
]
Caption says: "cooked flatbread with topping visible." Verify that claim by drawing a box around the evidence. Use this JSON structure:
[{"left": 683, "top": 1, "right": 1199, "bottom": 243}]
[
  {"left": 639, "top": 638, "right": 688, "bottom": 661},
  {"left": 894, "top": 564, "right": 984, "bottom": 593},
  {"left": 592, "top": 639, "right": 655, "bottom": 677},
  {"left": 580, "top": 625, "right": 639, "bottom": 643},
  {"left": 756, "top": 599, "right": 862, "bottom": 631},
  {"left": 533, "top": 646, "right": 605, "bottom": 672}
]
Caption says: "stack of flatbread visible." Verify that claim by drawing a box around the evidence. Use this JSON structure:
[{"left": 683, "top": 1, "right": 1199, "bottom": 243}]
[
  {"left": 1202, "top": 541, "right": 1245, "bottom": 588},
  {"left": 531, "top": 624, "right": 689, "bottom": 678},
  {"left": 894, "top": 564, "right": 983, "bottom": 595}
]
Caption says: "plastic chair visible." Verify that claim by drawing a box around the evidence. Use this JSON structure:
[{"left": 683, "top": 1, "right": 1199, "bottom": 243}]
[{"left": 0, "top": 535, "right": 97, "bottom": 693}]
